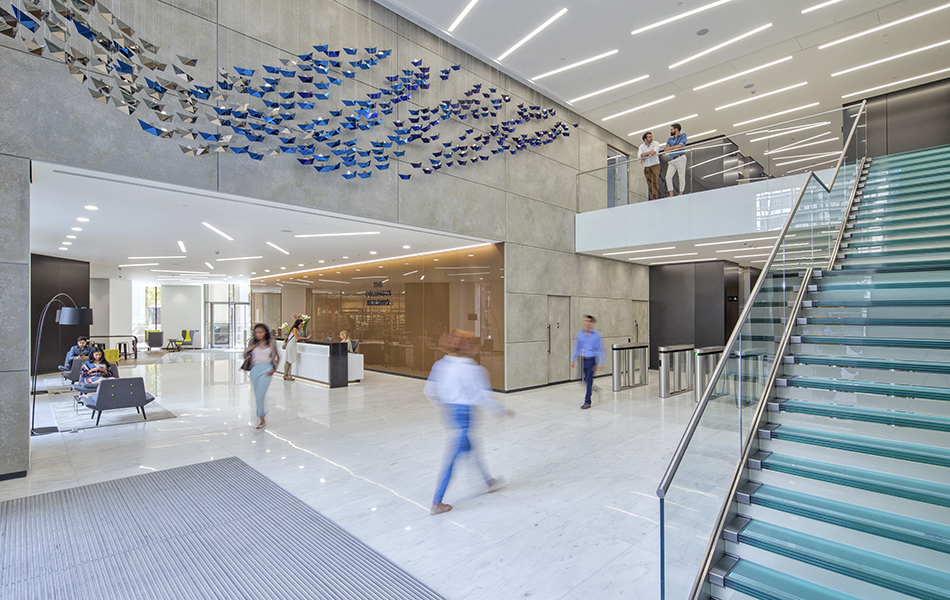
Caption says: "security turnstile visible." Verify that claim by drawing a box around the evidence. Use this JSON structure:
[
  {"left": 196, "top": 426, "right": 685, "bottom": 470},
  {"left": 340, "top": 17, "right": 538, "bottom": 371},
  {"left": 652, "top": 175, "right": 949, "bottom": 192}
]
[
  {"left": 659, "top": 344, "right": 694, "bottom": 398},
  {"left": 694, "top": 346, "right": 725, "bottom": 403},
  {"left": 612, "top": 343, "right": 649, "bottom": 392}
]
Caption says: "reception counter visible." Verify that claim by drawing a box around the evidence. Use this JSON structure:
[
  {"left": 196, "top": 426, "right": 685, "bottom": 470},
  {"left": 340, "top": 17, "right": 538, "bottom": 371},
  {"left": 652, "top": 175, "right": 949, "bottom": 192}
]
[{"left": 276, "top": 340, "right": 364, "bottom": 387}]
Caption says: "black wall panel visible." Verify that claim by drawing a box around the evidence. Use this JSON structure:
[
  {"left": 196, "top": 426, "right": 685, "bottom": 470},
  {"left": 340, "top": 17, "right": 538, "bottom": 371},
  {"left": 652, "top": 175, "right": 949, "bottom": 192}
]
[
  {"left": 862, "top": 77, "right": 950, "bottom": 158},
  {"left": 31, "top": 254, "right": 90, "bottom": 375}
]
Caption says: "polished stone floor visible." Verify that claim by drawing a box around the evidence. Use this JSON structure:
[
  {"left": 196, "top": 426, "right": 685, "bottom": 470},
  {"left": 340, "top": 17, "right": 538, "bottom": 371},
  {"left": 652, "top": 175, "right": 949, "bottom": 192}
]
[{"left": 7, "top": 351, "right": 713, "bottom": 600}]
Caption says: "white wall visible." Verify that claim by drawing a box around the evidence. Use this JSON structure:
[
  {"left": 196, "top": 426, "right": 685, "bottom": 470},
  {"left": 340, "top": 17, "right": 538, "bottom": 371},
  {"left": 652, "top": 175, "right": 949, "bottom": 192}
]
[
  {"left": 160, "top": 285, "right": 204, "bottom": 348},
  {"left": 89, "top": 278, "right": 110, "bottom": 337},
  {"left": 109, "top": 278, "right": 133, "bottom": 336},
  {"left": 280, "top": 287, "right": 307, "bottom": 328}
]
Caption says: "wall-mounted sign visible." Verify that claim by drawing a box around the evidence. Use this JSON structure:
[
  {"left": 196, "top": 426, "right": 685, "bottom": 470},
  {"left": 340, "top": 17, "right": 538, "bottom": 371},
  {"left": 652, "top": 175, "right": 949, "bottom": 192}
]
[{"left": 366, "top": 289, "right": 392, "bottom": 306}]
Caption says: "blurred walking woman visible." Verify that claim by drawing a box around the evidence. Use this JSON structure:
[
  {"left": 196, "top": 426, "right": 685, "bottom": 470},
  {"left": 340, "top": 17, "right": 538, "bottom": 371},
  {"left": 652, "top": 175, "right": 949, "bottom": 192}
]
[
  {"left": 245, "top": 323, "right": 279, "bottom": 429},
  {"left": 283, "top": 318, "right": 311, "bottom": 381}
]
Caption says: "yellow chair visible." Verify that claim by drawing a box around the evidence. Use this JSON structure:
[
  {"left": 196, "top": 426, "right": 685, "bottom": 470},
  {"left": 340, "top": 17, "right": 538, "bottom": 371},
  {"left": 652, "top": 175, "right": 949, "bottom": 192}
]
[{"left": 103, "top": 348, "right": 121, "bottom": 363}]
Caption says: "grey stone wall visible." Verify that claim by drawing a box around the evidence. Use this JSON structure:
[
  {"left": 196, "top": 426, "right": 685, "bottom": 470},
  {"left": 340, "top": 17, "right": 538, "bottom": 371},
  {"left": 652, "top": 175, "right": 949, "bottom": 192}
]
[{"left": 0, "top": 0, "right": 647, "bottom": 394}]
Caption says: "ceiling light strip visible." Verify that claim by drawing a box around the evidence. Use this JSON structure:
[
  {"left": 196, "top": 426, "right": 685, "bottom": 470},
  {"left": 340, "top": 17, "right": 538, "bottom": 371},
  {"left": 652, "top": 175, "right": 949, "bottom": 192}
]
[
  {"left": 402, "top": 270, "right": 419, "bottom": 276},
  {"left": 768, "top": 137, "right": 839, "bottom": 158},
  {"left": 202, "top": 222, "right": 234, "bottom": 241},
  {"left": 689, "top": 150, "right": 740, "bottom": 170},
  {"left": 785, "top": 158, "right": 841, "bottom": 174},
  {"left": 693, "top": 56, "right": 793, "bottom": 91},
  {"left": 177, "top": 241, "right": 187, "bottom": 252},
  {"left": 632, "top": 0, "right": 735, "bottom": 36},
  {"left": 832, "top": 39, "right": 950, "bottom": 77},
  {"left": 651, "top": 257, "right": 720, "bottom": 266},
  {"left": 127, "top": 255, "right": 186, "bottom": 259},
  {"left": 669, "top": 23, "right": 772, "bottom": 69},
  {"left": 447, "top": 0, "right": 479, "bottom": 32},
  {"left": 570, "top": 75, "right": 649, "bottom": 103},
  {"left": 819, "top": 2, "right": 950, "bottom": 49},
  {"left": 802, "top": 0, "right": 845, "bottom": 13},
  {"left": 205, "top": 262, "right": 215, "bottom": 270},
  {"left": 294, "top": 231, "right": 380, "bottom": 238},
  {"left": 626, "top": 252, "right": 698, "bottom": 260},
  {"left": 842, "top": 66, "right": 950, "bottom": 99},
  {"left": 117, "top": 263, "right": 159, "bottom": 267},
  {"left": 690, "top": 129, "right": 719, "bottom": 139},
  {"left": 603, "top": 246, "right": 676, "bottom": 256},
  {"left": 764, "top": 132, "right": 833, "bottom": 155},
  {"left": 266, "top": 241, "right": 290, "bottom": 255},
  {"left": 627, "top": 113, "right": 699, "bottom": 136},
  {"left": 533, "top": 49, "right": 618, "bottom": 81},
  {"left": 748, "top": 121, "right": 830, "bottom": 142},
  {"left": 774, "top": 151, "right": 842, "bottom": 166},
  {"left": 603, "top": 95, "right": 675, "bottom": 122},
  {"left": 715, "top": 81, "right": 808, "bottom": 111},
  {"left": 497, "top": 8, "right": 568, "bottom": 61},
  {"left": 695, "top": 235, "right": 782, "bottom": 247},
  {"left": 733, "top": 102, "right": 820, "bottom": 127},
  {"left": 216, "top": 256, "right": 263, "bottom": 262},
  {"left": 773, "top": 151, "right": 842, "bottom": 160},
  {"left": 701, "top": 161, "right": 756, "bottom": 179},
  {"left": 313, "top": 279, "right": 350, "bottom": 284}
]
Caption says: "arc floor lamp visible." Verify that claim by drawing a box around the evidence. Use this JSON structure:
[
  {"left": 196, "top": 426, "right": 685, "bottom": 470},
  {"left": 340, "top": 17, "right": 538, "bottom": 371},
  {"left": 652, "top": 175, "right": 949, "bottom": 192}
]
[{"left": 31, "top": 293, "right": 93, "bottom": 435}]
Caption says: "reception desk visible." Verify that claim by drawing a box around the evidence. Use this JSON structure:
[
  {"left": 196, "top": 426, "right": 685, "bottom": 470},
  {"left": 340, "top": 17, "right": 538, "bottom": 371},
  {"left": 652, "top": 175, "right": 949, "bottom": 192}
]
[{"left": 276, "top": 340, "right": 364, "bottom": 387}]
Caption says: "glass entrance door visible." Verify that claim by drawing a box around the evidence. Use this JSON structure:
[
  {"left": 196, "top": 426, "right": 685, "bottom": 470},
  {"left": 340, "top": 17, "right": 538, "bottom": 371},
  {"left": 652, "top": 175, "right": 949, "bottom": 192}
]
[
  {"left": 209, "top": 302, "right": 231, "bottom": 348},
  {"left": 233, "top": 302, "right": 250, "bottom": 348}
]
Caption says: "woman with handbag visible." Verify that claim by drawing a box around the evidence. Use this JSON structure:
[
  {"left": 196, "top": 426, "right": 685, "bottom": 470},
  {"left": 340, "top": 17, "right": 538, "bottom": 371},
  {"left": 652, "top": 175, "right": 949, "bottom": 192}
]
[
  {"left": 243, "top": 323, "right": 279, "bottom": 429},
  {"left": 283, "top": 318, "right": 311, "bottom": 381}
]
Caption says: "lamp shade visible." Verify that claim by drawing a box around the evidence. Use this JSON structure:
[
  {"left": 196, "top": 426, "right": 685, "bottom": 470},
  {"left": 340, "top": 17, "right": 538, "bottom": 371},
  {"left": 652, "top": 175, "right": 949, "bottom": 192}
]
[{"left": 57, "top": 307, "right": 94, "bottom": 325}]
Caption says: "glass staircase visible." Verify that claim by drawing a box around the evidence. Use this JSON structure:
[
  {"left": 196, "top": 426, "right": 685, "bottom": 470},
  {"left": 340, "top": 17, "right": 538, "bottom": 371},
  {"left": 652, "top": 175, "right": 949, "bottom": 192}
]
[{"left": 705, "top": 144, "right": 950, "bottom": 599}]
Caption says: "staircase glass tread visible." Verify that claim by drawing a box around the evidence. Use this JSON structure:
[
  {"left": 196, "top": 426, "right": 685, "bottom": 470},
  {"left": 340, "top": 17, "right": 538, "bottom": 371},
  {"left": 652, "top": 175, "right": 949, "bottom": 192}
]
[
  {"left": 769, "top": 425, "right": 950, "bottom": 468},
  {"left": 799, "top": 336, "right": 950, "bottom": 350},
  {"left": 791, "top": 354, "right": 950, "bottom": 373},
  {"left": 722, "top": 559, "right": 864, "bottom": 600},
  {"left": 784, "top": 375, "right": 950, "bottom": 402},
  {"left": 779, "top": 398, "right": 950, "bottom": 431}
]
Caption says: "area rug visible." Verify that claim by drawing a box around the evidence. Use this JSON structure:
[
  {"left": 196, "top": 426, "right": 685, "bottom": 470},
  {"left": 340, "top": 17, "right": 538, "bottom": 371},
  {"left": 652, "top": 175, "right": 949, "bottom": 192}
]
[
  {"left": 0, "top": 458, "right": 445, "bottom": 600},
  {"left": 49, "top": 395, "right": 176, "bottom": 431}
]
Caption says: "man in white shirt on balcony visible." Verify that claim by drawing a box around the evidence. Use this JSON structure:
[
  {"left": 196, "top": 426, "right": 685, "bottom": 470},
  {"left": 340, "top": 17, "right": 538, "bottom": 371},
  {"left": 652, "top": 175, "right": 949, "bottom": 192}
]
[{"left": 639, "top": 131, "right": 661, "bottom": 200}]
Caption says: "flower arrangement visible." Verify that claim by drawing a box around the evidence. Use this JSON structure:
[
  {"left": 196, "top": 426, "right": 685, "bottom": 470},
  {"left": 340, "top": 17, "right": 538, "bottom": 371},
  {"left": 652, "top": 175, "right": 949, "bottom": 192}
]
[
  {"left": 292, "top": 313, "right": 311, "bottom": 331},
  {"left": 280, "top": 322, "right": 290, "bottom": 335}
]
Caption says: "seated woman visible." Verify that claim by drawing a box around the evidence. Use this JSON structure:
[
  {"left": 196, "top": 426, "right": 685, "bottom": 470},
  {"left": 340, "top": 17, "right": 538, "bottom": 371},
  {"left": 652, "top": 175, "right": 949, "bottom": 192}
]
[
  {"left": 80, "top": 348, "right": 115, "bottom": 387},
  {"left": 340, "top": 330, "right": 356, "bottom": 353}
]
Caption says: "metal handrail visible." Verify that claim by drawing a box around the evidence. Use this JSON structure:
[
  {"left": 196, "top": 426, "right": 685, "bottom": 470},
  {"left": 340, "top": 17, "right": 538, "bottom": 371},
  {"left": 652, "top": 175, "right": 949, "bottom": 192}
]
[
  {"left": 827, "top": 155, "right": 869, "bottom": 271},
  {"left": 685, "top": 267, "right": 815, "bottom": 600},
  {"left": 655, "top": 99, "right": 866, "bottom": 499}
]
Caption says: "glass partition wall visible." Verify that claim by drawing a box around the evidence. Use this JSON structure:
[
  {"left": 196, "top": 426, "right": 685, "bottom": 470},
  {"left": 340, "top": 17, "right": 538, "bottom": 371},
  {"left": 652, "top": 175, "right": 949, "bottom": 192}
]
[{"left": 251, "top": 244, "right": 505, "bottom": 389}]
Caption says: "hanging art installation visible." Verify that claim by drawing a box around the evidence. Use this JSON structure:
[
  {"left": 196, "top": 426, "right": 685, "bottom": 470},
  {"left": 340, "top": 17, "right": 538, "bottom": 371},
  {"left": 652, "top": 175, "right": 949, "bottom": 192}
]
[{"left": 3, "top": 0, "right": 578, "bottom": 180}]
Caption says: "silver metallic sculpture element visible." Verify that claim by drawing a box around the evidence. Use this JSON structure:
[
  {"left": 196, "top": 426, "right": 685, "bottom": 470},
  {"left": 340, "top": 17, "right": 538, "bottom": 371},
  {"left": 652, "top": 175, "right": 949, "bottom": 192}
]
[{"left": 8, "top": 0, "right": 578, "bottom": 180}]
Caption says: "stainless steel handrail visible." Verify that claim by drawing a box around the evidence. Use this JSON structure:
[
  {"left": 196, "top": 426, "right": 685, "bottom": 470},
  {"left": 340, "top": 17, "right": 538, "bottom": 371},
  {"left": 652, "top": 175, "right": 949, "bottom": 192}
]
[
  {"left": 685, "top": 267, "right": 814, "bottom": 600},
  {"left": 655, "top": 99, "right": 866, "bottom": 499}
]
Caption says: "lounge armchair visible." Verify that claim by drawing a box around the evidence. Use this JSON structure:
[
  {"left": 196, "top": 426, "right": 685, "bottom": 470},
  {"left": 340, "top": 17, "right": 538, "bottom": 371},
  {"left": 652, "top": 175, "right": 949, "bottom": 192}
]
[
  {"left": 71, "top": 364, "right": 119, "bottom": 395},
  {"left": 84, "top": 377, "right": 155, "bottom": 426}
]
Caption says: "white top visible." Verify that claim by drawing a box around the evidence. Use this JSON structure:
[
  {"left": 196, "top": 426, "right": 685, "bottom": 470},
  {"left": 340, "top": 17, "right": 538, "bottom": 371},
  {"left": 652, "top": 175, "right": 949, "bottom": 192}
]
[
  {"left": 424, "top": 355, "right": 505, "bottom": 414},
  {"left": 639, "top": 141, "right": 661, "bottom": 167},
  {"left": 251, "top": 343, "right": 276, "bottom": 366}
]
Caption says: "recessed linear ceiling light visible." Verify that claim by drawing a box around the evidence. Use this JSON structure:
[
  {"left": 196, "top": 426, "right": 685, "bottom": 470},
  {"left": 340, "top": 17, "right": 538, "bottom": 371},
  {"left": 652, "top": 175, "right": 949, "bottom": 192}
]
[
  {"left": 732, "top": 253, "right": 771, "bottom": 258},
  {"left": 627, "top": 252, "right": 698, "bottom": 261},
  {"left": 447, "top": 272, "right": 490, "bottom": 276},
  {"left": 351, "top": 276, "right": 389, "bottom": 280},
  {"left": 774, "top": 151, "right": 842, "bottom": 167},
  {"left": 733, "top": 102, "right": 820, "bottom": 128},
  {"left": 177, "top": 240, "right": 187, "bottom": 253},
  {"left": 151, "top": 269, "right": 210, "bottom": 274},
  {"left": 76, "top": 217, "right": 89, "bottom": 222},
  {"left": 294, "top": 231, "right": 380, "bottom": 238},
  {"left": 631, "top": 0, "right": 734, "bottom": 36},
  {"left": 764, "top": 132, "right": 832, "bottom": 155},
  {"left": 802, "top": 0, "right": 845, "bottom": 13},
  {"left": 215, "top": 256, "right": 263, "bottom": 262},
  {"left": 58, "top": 247, "right": 68, "bottom": 250},
  {"left": 715, "top": 81, "right": 808, "bottom": 111},
  {"left": 602, "top": 95, "right": 675, "bottom": 122},
  {"left": 497, "top": 7, "right": 568, "bottom": 61},
  {"left": 627, "top": 114, "right": 698, "bottom": 136},
  {"left": 314, "top": 279, "right": 349, "bottom": 284},
  {"left": 71, "top": 227, "right": 83, "bottom": 231},
  {"left": 701, "top": 161, "right": 755, "bottom": 179},
  {"left": 570, "top": 75, "right": 649, "bottom": 104},
  {"left": 832, "top": 39, "right": 950, "bottom": 78},
  {"left": 128, "top": 255, "right": 186, "bottom": 259},
  {"left": 84, "top": 205, "right": 99, "bottom": 210},
  {"left": 266, "top": 241, "right": 290, "bottom": 255},
  {"left": 767, "top": 137, "right": 839, "bottom": 157},
  {"left": 202, "top": 221, "right": 234, "bottom": 241},
  {"left": 651, "top": 257, "right": 719, "bottom": 266},
  {"left": 604, "top": 246, "right": 676, "bottom": 256},
  {"left": 774, "top": 150, "right": 842, "bottom": 160},
  {"left": 66, "top": 235, "right": 77, "bottom": 239},
  {"left": 716, "top": 243, "right": 808, "bottom": 253},
  {"left": 60, "top": 242, "right": 72, "bottom": 245},
  {"left": 205, "top": 262, "right": 215, "bottom": 270},
  {"left": 749, "top": 122, "right": 830, "bottom": 142},
  {"left": 403, "top": 245, "right": 411, "bottom": 249},
  {"left": 118, "top": 263, "right": 160, "bottom": 267},
  {"left": 693, "top": 56, "right": 793, "bottom": 91},
  {"left": 695, "top": 235, "right": 783, "bottom": 246},
  {"left": 819, "top": 2, "right": 950, "bottom": 49},
  {"left": 689, "top": 150, "right": 739, "bottom": 170},
  {"left": 669, "top": 23, "right": 772, "bottom": 69},
  {"left": 842, "top": 66, "right": 950, "bottom": 99},
  {"left": 403, "top": 270, "right": 419, "bottom": 276},
  {"left": 532, "top": 49, "right": 618, "bottom": 81},
  {"left": 786, "top": 158, "right": 841, "bottom": 174},
  {"left": 447, "top": 0, "right": 479, "bottom": 32},
  {"left": 690, "top": 129, "right": 718, "bottom": 139}
]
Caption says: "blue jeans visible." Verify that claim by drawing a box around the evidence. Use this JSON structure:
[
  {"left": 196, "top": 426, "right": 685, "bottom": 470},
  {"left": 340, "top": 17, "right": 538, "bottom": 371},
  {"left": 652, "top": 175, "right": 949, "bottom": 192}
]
[
  {"left": 433, "top": 404, "right": 491, "bottom": 504},
  {"left": 249, "top": 363, "right": 272, "bottom": 418},
  {"left": 583, "top": 357, "right": 596, "bottom": 403}
]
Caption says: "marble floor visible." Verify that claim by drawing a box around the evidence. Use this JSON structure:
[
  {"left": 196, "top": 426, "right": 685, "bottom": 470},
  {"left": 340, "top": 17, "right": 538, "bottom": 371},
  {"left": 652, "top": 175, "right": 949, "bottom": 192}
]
[{"left": 7, "top": 351, "right": 716, "bottom": 600}]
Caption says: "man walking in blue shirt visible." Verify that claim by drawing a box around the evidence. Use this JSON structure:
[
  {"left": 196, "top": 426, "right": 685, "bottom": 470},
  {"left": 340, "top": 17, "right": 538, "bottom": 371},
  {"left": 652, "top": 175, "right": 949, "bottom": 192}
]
[
  {"left": 571, "top": 315, "right": 604, "bottom": 410},
  {"left": 665, "top": 123, "right": 688, "bottom": 197}
]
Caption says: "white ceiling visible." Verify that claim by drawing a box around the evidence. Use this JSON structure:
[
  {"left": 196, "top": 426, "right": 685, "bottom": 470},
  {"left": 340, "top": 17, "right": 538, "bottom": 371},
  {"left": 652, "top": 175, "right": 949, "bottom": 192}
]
[
  {"left": 378, "top": 0, "right": 950, "bottom": 172},
  {"left": 30, "top": 162, "right": 493, "bottom": 285}
]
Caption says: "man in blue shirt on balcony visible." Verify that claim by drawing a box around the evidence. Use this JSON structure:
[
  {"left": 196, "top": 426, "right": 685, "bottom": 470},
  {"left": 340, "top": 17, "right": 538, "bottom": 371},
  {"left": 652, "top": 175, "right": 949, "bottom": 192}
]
[
  {"left": 665, "top": 123, "right": 688, "bottom": 197},
  {"left": 571, "top": 315, "right": 604, "bottom": 410}
]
